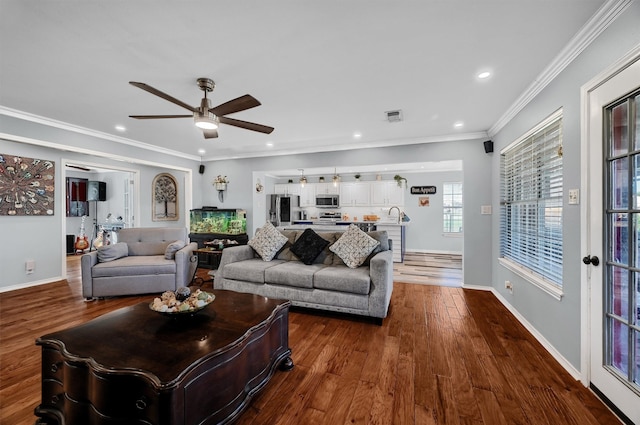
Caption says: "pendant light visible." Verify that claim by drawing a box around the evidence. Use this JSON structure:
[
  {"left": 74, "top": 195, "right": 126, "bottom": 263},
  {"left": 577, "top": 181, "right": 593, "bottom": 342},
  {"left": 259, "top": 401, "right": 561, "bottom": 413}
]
[
  {"left": 299, "top": 169, "right": 307, "bottom": 187},
  {"left": 332, "top": 168, "right": 340, "bottom": 187}
]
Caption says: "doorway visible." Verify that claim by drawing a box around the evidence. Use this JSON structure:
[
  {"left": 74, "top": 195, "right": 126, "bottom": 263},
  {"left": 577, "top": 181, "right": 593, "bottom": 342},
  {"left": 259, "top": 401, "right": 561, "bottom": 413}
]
[
  {"left": 62, "top": 159, "right": 139, "bottom": 276},
  {"left": 585, "top": 51, "right": 640, "bottom": 424}
]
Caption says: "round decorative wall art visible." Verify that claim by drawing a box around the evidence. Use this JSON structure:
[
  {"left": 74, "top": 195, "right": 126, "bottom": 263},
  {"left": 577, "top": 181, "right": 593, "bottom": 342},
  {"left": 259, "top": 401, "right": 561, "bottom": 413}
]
[{"left": 0, "top": 153, "right": 55, "bottom": 216}]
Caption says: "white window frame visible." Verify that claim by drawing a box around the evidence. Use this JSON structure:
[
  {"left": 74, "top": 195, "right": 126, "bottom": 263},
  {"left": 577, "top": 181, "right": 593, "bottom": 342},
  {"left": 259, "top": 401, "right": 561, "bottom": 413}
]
[
  {"left": 499, "top": 108, "right": 564, "bottom": 300},
  {"left": 443, "top": 182, "right": 463, "bottom": 234}
]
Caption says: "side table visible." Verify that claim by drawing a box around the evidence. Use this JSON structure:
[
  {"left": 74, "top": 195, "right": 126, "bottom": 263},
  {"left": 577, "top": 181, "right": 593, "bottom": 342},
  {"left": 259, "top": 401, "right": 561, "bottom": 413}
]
[
  {"left": 192, "top": 247, "right": 222, "bottom": 286},
  {"left": 194, "top": 247, "right": 223, "bottom": 269}
]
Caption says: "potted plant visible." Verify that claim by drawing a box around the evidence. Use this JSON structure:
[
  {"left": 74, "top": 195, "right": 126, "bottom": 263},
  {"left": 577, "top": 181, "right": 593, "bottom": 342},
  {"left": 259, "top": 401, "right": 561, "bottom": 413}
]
[
  {"left": 213, "top": 175, "right": 229, "bottom": 191},
  {"left": 394, "top": 174, "right": 407, "bottom": 188}
]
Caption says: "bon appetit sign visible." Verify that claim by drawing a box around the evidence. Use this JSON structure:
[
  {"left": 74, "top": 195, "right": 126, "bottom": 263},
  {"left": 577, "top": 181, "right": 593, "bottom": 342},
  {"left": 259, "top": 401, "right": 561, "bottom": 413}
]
[{"left": 410, "top": 186, "right": 436, "bottom": 195}]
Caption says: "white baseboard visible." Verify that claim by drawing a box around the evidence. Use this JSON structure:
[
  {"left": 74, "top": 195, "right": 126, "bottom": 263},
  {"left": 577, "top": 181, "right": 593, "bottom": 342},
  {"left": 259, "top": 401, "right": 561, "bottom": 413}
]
[
  {"left": 462, "top": 283, "right": 582, "bottom": 381},
  {"left": 0, "top": 276, "right": 64, "bottom": 293},
  {"left": 405, "top": 249, "right": 463, "bottom": 256}
]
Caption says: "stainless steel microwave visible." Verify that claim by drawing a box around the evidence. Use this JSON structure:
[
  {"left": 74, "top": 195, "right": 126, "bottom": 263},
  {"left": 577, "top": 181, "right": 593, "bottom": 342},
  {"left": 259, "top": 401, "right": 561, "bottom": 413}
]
[{"left": 315, "top": 194, "right": 339, "bottom": 208}]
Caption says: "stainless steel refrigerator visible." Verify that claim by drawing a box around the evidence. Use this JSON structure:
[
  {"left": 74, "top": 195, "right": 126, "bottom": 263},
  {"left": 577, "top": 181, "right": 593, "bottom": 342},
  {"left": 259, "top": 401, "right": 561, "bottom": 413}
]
[{"left": 268, "top": 195, "right": 300, "bottom": 226}]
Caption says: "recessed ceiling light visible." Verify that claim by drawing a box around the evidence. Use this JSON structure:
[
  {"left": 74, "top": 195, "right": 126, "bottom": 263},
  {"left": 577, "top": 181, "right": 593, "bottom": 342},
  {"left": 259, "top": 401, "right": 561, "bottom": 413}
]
[
  {"left": 266, "top": 142, "right": 274, "bottom": 147},
  {"left": 353, "top": 132, "right": 362, "bottom": 139},
  {"left": 477, "top": 71, "right": 491, "bottom": 79},
  {"left": 454, "top": 121, "right": 464, "bottom": 128},
  {"left": 197, "top": 148, "right": 206, "bottom": 155},
  {"left": 115, "top": 125, "right": 126, "bottom": 132}
]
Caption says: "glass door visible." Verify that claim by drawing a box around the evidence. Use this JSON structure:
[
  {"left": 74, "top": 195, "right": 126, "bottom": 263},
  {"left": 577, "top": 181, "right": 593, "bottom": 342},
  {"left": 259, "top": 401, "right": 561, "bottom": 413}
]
[
  {"left": 587, "top": 55, "right": 640, "bottom": 424},
  {"left": 604, "top": 91, "right": 640, "bottom": 393}
]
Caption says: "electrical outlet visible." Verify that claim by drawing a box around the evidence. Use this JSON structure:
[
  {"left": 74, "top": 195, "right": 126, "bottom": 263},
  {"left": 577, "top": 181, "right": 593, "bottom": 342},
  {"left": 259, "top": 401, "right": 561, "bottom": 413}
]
[
  {"left": 25, "top": 259, "right": 36, "bottom": 275},
  {"left": 505, "top": 280, "right": 513, "bottom": 293}
]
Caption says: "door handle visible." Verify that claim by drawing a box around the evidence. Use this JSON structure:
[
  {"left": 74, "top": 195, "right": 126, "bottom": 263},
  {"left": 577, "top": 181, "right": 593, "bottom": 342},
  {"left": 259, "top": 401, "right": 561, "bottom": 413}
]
[{"left": 582, "top": 255, "right": 600, "bottom": 266}]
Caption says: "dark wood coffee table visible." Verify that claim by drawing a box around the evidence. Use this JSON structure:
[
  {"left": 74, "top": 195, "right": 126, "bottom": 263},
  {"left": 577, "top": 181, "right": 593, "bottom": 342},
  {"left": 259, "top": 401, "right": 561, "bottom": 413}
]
[{"left": 34, "top": 290, "right": 293, "bottom": 425}]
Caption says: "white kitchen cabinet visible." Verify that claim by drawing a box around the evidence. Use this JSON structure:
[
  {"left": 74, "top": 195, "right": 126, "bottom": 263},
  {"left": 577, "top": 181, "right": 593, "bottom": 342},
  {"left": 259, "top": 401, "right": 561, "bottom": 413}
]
[
  {"left": 370, "top": 181, "right": 405, "bottom": 206},
  {"left": 274, "top": 183, "right": 300, "bottom": 195},
  {"left": 299, "top": 184, "right": 316, "bottom": 207},
  {"left": 316, "top": 182, "right": 340, "bottom": 195},
  {"left": 274, "top": 183, "right": 287, "bottom": 195},
  {"left": 340, "top": 182, "right": 370, "bottom": 206}
]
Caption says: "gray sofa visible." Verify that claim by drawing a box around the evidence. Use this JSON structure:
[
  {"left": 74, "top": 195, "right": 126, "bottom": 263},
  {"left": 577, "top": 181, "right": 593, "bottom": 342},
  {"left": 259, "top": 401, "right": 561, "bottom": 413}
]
[
  {"left": 81, "top": 227, "right": 197, "bottom": 299},
  {"left": 215, "top": 229, "right": 394, "bottom": 321}
]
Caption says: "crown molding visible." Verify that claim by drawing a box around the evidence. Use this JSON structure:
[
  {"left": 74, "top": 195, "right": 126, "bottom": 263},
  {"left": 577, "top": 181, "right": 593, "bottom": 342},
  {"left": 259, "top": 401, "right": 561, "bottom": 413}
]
[
  {"left": 488, "top": 0, "right": 634, "bottom": 137},
  {"left": 202, "top": 131, "right": 489, "bottom": 161},
  {"left": 0, "top": 105, "right": 201, "bottom": 161}
]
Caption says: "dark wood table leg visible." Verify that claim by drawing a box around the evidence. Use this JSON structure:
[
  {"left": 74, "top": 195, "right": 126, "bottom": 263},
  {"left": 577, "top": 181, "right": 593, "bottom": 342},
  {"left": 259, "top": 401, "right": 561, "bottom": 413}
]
[{"left": 279, "top": 356, "right": 294, "bottom": 371}]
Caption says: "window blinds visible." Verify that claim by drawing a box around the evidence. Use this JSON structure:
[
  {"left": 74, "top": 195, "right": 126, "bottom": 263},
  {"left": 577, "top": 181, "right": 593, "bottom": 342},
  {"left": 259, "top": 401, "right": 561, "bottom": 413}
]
[{"left": 500, "top": 115, "right": 563, "bottom": 285}]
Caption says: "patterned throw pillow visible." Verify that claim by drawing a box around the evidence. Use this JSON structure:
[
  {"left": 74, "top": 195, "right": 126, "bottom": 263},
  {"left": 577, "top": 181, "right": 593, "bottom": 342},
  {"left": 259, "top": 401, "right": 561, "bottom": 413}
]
[
  {"left": 330, "top": 224, "right": 380, "bottom": 268},
  {"left": 249, "top": 222, "right": 288, "bottom": 261},
  {"left": 290, "top": 228, "right": 330, "bottom": 265}
]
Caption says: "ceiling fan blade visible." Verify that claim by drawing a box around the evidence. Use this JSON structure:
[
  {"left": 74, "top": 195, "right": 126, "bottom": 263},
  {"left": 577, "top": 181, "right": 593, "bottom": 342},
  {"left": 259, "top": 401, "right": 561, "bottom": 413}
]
[
  {"left": 129, "top": 81, "right": 198, "bottom": 113},
  {"left": 203, "top": 129, "right": 218, "bottom": 139},
  {"left": 210, "top": 94, "right": 261, "bottom": 116},
  {"left": 129, "top": 115, "right": 192, "bottom": 119},
  {"left": 219, "top": 117, "right": 274, "bottom": 134}
]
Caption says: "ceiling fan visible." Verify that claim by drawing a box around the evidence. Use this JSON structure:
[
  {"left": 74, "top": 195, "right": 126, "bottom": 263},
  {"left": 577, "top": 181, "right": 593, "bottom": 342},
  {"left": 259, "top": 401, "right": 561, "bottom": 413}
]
[{"left": 129, "top": 78, "right": 274, "bottom": 139}]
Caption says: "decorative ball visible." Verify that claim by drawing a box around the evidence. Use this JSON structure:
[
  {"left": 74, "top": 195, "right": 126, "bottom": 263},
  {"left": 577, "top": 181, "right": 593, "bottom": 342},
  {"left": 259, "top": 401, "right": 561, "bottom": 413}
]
[{"left": 175, "top": 286, "right": 191, "bottom": 301}]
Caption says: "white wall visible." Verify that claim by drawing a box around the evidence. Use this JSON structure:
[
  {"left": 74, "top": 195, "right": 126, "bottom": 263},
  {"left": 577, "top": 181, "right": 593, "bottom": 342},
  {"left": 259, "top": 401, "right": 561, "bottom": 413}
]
[{"left": 401, "top": 170, "right": 464, "bottom": 254}]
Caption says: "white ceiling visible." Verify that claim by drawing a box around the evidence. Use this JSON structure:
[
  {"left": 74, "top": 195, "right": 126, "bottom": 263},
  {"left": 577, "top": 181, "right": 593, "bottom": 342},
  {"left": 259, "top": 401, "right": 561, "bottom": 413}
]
[{"left": 1, "top": 0, "right": 607, "bottom": 162}]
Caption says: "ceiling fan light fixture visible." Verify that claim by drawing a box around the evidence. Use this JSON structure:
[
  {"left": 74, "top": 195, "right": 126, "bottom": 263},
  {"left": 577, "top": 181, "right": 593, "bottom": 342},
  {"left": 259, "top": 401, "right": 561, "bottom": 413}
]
[{"left": 194, "top": 112, "right": 219, "bottom": 130}]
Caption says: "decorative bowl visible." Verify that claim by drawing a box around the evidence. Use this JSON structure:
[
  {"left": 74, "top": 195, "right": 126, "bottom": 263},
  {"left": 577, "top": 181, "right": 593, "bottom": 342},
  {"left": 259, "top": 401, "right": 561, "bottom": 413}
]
[{"left": 149, "top": 290, "right": 215, "bottom": 317}]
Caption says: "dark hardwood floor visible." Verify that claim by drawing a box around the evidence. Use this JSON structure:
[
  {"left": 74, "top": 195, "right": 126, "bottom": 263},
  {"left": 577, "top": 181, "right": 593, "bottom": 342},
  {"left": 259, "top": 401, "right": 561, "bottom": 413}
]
[{"left": 0, "top": 256, "right": 622, "bottom": 424}]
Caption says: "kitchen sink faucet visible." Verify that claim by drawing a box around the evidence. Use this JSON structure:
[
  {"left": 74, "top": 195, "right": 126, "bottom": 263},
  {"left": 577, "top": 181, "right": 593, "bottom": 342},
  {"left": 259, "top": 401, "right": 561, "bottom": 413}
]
[{"left": 388, "top": 206, "right": 402, "bottom": 223}]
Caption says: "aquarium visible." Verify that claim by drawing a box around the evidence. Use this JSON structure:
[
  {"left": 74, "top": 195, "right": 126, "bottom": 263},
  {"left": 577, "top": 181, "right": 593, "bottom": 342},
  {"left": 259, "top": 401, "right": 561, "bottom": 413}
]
[{"left": 190, "top": 208, "right": 247, "bottom": 235}]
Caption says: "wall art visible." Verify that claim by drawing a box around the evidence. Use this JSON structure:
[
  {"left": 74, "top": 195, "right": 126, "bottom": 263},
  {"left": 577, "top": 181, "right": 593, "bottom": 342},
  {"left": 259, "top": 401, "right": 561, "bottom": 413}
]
[
  {"left": 152, "top": 173, "right": 178, "bottom": 221},
  {"left": 0, "top": 153, "right": 55, "bottom": 216}
]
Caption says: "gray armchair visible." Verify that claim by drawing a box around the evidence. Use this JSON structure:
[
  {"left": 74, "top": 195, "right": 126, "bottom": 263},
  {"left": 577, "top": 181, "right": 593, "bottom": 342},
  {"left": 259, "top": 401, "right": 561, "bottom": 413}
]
[{"left": 81, "top": 227, "right": 197, "bottom": 299}]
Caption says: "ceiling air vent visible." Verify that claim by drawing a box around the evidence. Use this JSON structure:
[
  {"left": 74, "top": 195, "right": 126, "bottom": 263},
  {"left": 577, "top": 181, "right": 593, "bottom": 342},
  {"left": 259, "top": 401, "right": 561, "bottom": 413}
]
[{"left": 385, "top": 110, "right": 403, "bottom": 123}]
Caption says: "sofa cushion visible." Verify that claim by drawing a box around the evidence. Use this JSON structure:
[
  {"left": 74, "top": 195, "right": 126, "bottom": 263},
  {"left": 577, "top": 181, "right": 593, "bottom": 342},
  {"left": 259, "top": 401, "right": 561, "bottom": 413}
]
[
  {"left": 92, "top": 255, "right": 176, "bottom": 277},
  {"left": 222, "top": 258, "right": 285, "bottom": 283},
  {"left": 330, "top": 224, "right": 380, "bottom": 268},
  {"left": 164, "top": 240, "right": 186, "bottom": 260},
  {"left": 128, "top": 241, "right": 170, "bottom": 256},
  {"left": 264, "top": 261, "right": 327, "bottom": 289},
  {"left": 290, "top": 228, "right": 330, "bottom": 265},
  {"left": 97, "top": 243, "right": 128, "bottom": 263},
  {"left": 314, "top": 265, "right": 371, "bottom": 295},
  {"left": 312, "top": 232, "right": 339, "bottom": 265},
  {"left": 275, "top": 230, "right": 298, "bottom": 261},
  {"left": 363, "top": 231, "right": 389, "bottom": 266},
  {"left": 249, "top": 222, "right": 288, "bottom": 261}
]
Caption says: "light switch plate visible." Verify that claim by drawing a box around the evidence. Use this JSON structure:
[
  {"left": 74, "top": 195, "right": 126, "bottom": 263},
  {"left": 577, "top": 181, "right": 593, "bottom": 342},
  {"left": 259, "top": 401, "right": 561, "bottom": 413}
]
[
  {"left": 481, "top": 205, "right": 492, "bottom": 215},
  {"left": 569, "top": 189, "right": 579, "bottom": 205}
]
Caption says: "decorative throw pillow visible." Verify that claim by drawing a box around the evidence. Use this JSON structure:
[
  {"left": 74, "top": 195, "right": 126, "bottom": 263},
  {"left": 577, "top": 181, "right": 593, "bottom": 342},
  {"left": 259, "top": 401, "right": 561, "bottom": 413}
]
[
  {"left": 248, "top": 222, "right": 288, "bottom": 261},
  {"left": 330, "top": 224, "right": 380, "bottom": 268},
  {"left": 290, "top": 228, "right": 330, "bottom": 265},
  {"left": 164, "top": 240, "right": 186, "bottom": 260},
  {"left": 97, "top": 242, "right": 129, "bottom": 263}
]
